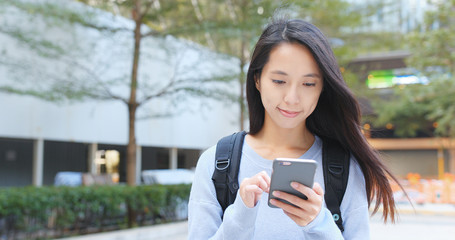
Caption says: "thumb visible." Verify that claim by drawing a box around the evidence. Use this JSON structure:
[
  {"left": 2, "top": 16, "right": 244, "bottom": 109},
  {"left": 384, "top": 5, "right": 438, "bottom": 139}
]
[{"left": 313, "top": 182, "right": 324, "bottom": 196}]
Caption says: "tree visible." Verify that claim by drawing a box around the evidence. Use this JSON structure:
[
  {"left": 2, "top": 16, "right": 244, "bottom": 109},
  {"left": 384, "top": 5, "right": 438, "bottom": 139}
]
[
  {"left": 77, "top": 0, "right": 263, "bottom": 131},
  {"left": 79, "top": 0, "right": 384, "bottom": 134},
  {"left": 188, "top": 0, "right": 281, "bottom": 131},
  {"left": 372, "top": 0, "right": 455, "bottom": 137},
  {"left": 0, "top": 0, "right": 236, "bottom": 187},
  {"left": 178, "top": 0, "right": 370, "bottom": 130}
]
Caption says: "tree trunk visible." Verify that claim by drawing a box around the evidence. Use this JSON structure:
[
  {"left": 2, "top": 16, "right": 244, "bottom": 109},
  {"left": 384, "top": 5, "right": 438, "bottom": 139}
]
[
  {"left": 126, "top": 0, "right": 142, "bottom": 187},
  {"left": 126, "top": 0, "right": 143, "bottom": 228},
  {"left": 127, "top": 103, "right": 137, "bottom": 186}
]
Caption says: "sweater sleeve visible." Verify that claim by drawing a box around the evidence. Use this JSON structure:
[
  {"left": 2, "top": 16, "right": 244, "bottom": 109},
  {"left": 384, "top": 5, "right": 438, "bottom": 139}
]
[
  {"left": 300, "top": 207, "right": 344, "bottom": 239},
  {"left": 188, "top": 146, "right": 259, "bottom": 240},
  {"left": 300, "top": 156, "right": 370, "bottom": 239},
  {"left": 339, "top": 157, "right": 370, "bottom": 239}
]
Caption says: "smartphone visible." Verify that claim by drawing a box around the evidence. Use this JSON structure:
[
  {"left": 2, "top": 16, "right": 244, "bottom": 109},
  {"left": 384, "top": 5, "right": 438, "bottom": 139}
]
[{"left": 268, "top": 158, "right": 317, "bottom": 208}]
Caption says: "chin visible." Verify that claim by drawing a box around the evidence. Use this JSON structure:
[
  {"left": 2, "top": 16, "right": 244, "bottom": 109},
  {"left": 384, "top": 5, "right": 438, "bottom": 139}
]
[
  {"left": 267, "top": 114, "right": 306, "bottom": 130},
  {"left": 277, "top": 122, "right": 304, "bottom": 130}
]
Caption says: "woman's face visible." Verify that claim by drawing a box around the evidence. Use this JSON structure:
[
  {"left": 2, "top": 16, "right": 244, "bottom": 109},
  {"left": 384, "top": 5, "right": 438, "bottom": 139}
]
[{"left": 256, "top": 42, "right": 323, "bottom": 131}]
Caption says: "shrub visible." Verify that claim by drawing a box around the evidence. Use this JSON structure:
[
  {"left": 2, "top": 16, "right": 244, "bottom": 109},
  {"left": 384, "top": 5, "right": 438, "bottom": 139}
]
[{"left": 0, "top": 184, "right": 191, "bottom": 240}]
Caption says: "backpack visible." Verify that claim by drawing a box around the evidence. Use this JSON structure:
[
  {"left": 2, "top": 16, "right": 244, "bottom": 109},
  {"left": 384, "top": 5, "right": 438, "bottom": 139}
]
[{"left": 211, "top": 131, "right": 350, "bottom": 232}]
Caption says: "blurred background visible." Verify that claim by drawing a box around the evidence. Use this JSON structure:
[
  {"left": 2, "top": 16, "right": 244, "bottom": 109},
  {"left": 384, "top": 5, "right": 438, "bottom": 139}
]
[{"left": 0, "top": 0, "right": 454, "bottom": 239}]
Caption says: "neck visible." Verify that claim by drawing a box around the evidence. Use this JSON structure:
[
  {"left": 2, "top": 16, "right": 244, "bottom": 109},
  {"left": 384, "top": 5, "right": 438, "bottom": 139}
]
[{"left": 254, "top": 119, "right": 314, "bottom": 150}]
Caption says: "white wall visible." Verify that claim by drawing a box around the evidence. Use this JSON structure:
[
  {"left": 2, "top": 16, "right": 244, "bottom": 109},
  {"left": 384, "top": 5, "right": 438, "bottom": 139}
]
[{"left": 0, "top": 91, "right": 239, "bottom": 149}]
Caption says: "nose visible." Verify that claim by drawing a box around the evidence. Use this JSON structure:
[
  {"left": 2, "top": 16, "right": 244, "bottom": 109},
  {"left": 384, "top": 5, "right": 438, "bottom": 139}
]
[{"left": 283, "top": 85, "right": 300, "bottom": 105}]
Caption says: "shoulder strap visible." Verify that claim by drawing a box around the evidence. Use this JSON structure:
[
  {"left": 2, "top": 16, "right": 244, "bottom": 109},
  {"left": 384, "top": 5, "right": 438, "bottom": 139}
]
[
  {"left": 211, "top": 131, "right": 246, "bottom": 215},
  {"left": 212, "top": 133, "right": 350, "bottom": 230},
  {"left": 322, "top": 138, "right": 350, "bottom": 232}
]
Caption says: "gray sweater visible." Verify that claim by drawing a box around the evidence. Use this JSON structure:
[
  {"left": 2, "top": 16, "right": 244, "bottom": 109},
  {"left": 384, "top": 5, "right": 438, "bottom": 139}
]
[{"left": 188, "top": 136, "right": 370, "bottom": 239}]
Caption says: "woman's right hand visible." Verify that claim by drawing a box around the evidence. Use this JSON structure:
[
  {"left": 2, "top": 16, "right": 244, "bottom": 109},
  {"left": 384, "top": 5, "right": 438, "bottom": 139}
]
[{"left": 239, "top": 171, "right": 271, "bottom": 208}]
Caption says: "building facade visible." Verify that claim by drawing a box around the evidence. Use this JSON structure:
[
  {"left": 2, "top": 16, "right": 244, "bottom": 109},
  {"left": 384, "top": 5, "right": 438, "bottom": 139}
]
[
  {"left": 345, "top": 0, "right": 455, "bottom": 178},
  {"left": 0, "top": 0, "right": 240, "bottom": 187}
]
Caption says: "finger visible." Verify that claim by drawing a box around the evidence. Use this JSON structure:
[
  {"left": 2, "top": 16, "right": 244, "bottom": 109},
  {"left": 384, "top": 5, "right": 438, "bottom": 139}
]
[
  {"left": 282, "top": 210, "right": 311, "bottom": 227},
  {"left": 312, "top": 182, "right": 324, "bottom": 196},
  {"left": 256, "top": 175, "right": 269, "bottom": 192},
  {"left": 265, "top": 175, "right": 271, "bottom": 192},
  {"left": 245, "top": 185, "right": 263, "bottom": 194},
  {"left": 270, "top": 198, "right": 316, "bottom": 227},
  {"left": 291, "top": 182, "right": 317, "bottom": 201},
  {"left": 257, "top": 172, "right": 271, "bottom": 193},
  {"left": 283, "top": 210, "right": 298, "bottom": 222},
  {"left": 260, "top": 171, "right": 271, "bottom": 185},
  {"left": 272, "top": 191, "right": 306, "bottom": 209},
  {"left": 269, "top": 197, "right": 303, "bottom": 214}
]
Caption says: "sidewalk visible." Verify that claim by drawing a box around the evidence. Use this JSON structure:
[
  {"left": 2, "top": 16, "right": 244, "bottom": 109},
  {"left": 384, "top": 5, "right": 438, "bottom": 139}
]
[
  {"left": 55, "top": 203, "right": 455, "bottom": 240},
  {"left": 370, "top": 212, "right": 455, "bottom": 240},
  {"left": 374, "top": 203, "right": 455, "bottom": 216},
  {"left": 55, "top": 221, "right": 188, "bottom": 240}
]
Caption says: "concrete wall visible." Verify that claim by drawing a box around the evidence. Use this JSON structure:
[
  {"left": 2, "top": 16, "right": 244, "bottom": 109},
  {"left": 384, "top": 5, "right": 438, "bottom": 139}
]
[
  {"left": 369, "top": 138, "right": 455, "bottom": 178},
  {"left": 0, "top": 92, "right": 239, "bottom": 149},
  {"left": 380, "top": 150, "right": 438, "bottom": 177}
]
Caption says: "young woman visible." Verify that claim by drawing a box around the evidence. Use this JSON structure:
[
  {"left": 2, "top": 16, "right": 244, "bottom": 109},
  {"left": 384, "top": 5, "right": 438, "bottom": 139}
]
[{"left": 188, "top": 18, "right": 398, "bottom": 239}]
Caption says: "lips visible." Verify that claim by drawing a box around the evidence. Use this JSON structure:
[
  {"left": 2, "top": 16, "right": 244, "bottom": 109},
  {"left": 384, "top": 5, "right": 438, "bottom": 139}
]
[{"left": 278, "top": 108, "right": 300, "bottom": 118}]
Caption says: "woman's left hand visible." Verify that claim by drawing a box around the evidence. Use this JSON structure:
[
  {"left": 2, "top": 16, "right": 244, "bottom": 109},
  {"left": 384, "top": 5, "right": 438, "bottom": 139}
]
[{"left": 269, "top": 182, "right": 324, "bottom": 226}]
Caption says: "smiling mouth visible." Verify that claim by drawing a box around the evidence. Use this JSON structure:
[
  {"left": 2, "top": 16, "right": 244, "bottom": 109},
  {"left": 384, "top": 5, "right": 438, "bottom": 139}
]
[{"left": 278, "top": 108, "right": 300, "bottom": 118}]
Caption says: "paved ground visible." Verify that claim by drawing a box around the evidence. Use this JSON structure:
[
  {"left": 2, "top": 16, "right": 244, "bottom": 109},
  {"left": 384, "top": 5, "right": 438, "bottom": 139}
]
[
  {"left": 55, "top": 221, "right": 188, "bottom": 240},
  {"left": 370, "top": 203, "right": 455, "bottom": 240},
  {"left": 370, "top": 212, "right": 455, "bottom": 240},
  {"left": 56, "top": 203, "right": 455, "bottom": 240}
]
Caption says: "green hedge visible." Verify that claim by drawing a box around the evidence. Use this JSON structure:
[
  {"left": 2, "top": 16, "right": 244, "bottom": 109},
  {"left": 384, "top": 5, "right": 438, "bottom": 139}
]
[{"left": 0, "top": 184, "right": 191, "bottom": 240}]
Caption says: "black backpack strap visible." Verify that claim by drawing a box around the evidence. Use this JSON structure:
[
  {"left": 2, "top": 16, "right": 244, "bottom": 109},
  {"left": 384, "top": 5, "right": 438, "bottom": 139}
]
[
  {"left": 211, "top": 131, "right": 247, "bottom": 215},
  {"left": 322, "top": 138, "right": 350, "bottom": 232}
]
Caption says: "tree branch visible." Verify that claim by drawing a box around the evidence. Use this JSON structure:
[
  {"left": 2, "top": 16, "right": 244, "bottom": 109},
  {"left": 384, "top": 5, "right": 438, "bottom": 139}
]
[
  {"left": 141, "top": 29, "right": 164, "bottom": 38},
  {"left": 140, "top": 0, "right": 154, "bottom": 21},
  {"left": 61, "top": 59, "right": 128, "bottom": 104},
  {"left": 190, "top": 0, "right": 216, "bottom": 49}
]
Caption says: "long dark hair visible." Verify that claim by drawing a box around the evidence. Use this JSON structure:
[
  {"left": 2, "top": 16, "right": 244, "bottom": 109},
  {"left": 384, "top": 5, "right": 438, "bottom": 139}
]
[{"left": 246, "top": 18, "right": 399, "bottom": 222}]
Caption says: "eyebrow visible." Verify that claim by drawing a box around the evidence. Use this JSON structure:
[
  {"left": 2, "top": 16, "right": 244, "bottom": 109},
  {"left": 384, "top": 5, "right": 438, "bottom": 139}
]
[{"left": 270, "top": 70, "right": 321, "bottom": 79}]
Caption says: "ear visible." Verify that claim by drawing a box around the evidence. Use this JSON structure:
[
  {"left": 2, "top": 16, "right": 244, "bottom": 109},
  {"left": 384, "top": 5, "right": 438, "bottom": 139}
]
[{"left": 255, "top": 75, "right": 260, "bottom": 92}]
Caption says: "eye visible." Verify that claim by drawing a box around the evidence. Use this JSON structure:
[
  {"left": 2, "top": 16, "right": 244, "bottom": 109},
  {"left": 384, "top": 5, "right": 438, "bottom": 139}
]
[
  {"left": 303, "top": 82, "right": 316, "bottom": 87},
  {"left": 272, "top": 79, "right": 285, "bottom": 84}
]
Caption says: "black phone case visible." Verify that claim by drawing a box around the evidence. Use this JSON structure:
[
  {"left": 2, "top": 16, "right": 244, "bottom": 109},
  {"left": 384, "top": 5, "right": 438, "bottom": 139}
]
[{"left": 268, "top": 158, "right": 317, "bottom": 208}]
